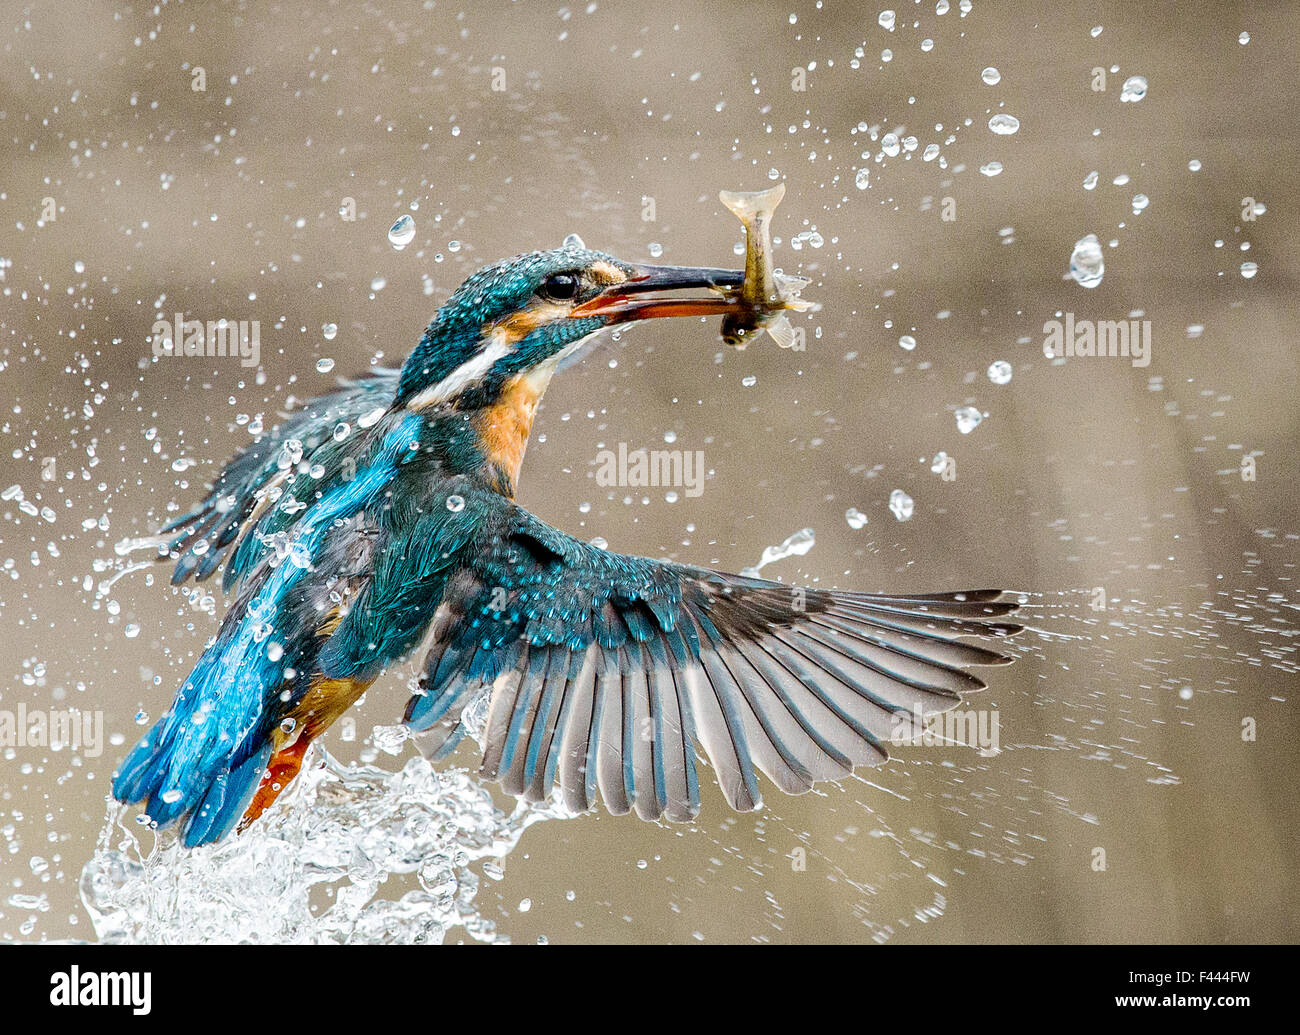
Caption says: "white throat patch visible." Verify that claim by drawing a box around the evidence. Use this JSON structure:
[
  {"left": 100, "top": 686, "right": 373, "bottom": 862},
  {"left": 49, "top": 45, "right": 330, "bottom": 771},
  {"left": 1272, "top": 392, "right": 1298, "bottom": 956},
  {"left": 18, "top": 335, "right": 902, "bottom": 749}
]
[{"left": 405, "top": 325, "right": 605, "bottom": 409}]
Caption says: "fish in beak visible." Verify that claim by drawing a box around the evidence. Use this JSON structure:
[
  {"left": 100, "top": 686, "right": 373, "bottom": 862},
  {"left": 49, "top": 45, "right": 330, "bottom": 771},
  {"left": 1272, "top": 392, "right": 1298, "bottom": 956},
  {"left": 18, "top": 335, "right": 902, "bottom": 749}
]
[
  {"left": 572, "top": 184, "right": 813, "bottom": 349},
  {"left": 716, "top": 183, "right": 813, "bottom": 350}
]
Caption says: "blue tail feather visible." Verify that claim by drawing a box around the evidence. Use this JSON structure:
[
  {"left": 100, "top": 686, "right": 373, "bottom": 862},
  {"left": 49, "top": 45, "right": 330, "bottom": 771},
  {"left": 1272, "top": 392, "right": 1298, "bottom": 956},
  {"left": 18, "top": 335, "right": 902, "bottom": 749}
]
[
  {"left": 113, "top": 416, "right": 424, "bottom": 843},
  {"left": 182, "top": 743, "right": 273, "bottom": 847}
]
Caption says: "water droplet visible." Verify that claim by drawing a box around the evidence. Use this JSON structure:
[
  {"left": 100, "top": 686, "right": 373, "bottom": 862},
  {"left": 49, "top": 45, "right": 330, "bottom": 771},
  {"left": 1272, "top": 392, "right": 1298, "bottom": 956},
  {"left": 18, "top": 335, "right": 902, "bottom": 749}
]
[
  {"left": 955, "top": 406, "right": 984, "bottom": 434},
  {"left": 562, "top": 233, "right": 586, "bottom": 249},
  {"left": 518, "top": 898, "right": 532, "bottom": 913},
  {"left": 878, "top": 10, "right": 896, "bottom": 31},
  {"left": 124, "top": 623, "right": 140, "bottom": 639},
  {"left": 369, "top": 275, "right": 387, "bottom": 292},
  {"left": 161, "top": 789, "right": 183, "bottom": 805},
  {"left": 387, "top": 214, "right": 416, "bottom": 250},
  {"left": 988, "top": 113, "right": 1020, "bottom": 135},
  {"left": 647, "top": 242, "right": 663, "bottom": 258},
  {"left": 1083, "top": 170, "right": 1099, "bottom": 190},
  {"left": 316, "top": 358, "right": 336, "bottom": 374},
  {"left": 845, "top": 507, "right": 868, "bottom": 530},
  {"left": 1131, "top": 193, "right": 1149, "bottom": 214},
  {"left": 922, "top": 144, "right": 940, "bottom": 162},
  {"left": 981, "top": 66, "right": 1001, "bottom": 85},
  {"left": 980, "top": 161, "right": 1003, "bottom": 177},
  {"left": 1090, "top": 25, "right": 1103, "bottom": 37},
  {"left": 741, "top": 375, "right": 757, "bottom": 387},
  {"left": 930, "top": 452, "right": 951, "bottom": 474},
  {"left": 1120, "top": 75, "right": 1148, "bottom": 102},
  {"left": 1238, "top": 31, "right": 1250, "bottom": 45},
  {"left": 446, "top": 494, "right": 465, "bottom": 512},
  {"left": 322, "top": 322, "right": 338, "bottom": 340},
  {"left": 898, "top": 334, "right": 917, "bottom": 351},
  {"left": 333, "top": 422, "right": 351, "bottom": 442},
  {"left": 855, "top": 168, "right": 871, "bottom": 189},
  {"left": 987, "top": 360, "right": 1013, "bottom": 385},
  {"left": 1240, "top": 261, "right": 1258, "bottom": 279},
  {"left": 882, "top": 132, "right": 901, "bottom": 157},
  {"left": 1069, "top": 233, "right": 1105, "bottom": 289},
  {"left": 889, "top": 489, "right": 914, "bottom": 522}
]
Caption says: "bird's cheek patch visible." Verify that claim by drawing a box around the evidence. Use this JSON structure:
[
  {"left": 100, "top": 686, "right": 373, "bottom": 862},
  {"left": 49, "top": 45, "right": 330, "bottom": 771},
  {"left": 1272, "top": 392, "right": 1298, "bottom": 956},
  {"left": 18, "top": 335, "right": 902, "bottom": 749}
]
[
  {"left": 491, "top": 302, "right": 571, "bottom": 345},
  {"left": 588, "top": 260, "right": 628, "bottom": 287}
]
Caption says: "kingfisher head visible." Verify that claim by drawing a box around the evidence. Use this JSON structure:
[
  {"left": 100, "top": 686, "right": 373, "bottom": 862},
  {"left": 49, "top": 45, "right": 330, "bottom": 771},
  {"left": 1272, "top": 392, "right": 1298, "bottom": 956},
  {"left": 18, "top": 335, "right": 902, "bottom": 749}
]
[{"left": 395, "top": 236, "right": 744, "bottom": 411}]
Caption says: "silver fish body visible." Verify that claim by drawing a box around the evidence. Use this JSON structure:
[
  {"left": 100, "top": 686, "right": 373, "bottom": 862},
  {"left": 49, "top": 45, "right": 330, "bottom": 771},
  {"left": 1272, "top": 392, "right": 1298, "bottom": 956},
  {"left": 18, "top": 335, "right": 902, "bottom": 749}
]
[{"left": 717, "top": 183, "right": 812, "bottom": 349}]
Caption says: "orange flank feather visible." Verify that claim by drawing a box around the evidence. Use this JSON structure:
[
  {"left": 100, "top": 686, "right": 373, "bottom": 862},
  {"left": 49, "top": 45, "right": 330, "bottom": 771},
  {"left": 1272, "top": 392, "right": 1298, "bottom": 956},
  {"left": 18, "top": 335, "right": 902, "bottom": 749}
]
[{"left": 238, "top": 674, "right": 373, "bottom": 831}]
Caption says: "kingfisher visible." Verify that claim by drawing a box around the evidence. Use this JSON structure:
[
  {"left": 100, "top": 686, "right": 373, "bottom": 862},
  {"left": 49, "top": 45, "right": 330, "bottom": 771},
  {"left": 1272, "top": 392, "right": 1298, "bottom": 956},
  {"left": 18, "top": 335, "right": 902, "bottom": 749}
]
[{"left": 113, "top": 234, "right": 1021, "bottom": 847}]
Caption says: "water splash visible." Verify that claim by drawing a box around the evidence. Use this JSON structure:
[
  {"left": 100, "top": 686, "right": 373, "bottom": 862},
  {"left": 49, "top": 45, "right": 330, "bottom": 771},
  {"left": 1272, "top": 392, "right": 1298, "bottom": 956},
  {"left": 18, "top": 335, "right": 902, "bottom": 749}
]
[
  {"left": 80, "top": 747, "right": 564, "bottom": 944},
  {"left": 741, "top": 527, "right": 815, "bottom": 577}
]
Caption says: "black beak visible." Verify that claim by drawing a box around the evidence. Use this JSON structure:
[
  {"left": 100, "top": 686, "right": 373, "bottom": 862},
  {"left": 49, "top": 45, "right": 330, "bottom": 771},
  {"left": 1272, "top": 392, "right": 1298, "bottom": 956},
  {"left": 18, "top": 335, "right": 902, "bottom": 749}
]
[{"left": 570, "top": 264, "right": 745, "bottom": 322}]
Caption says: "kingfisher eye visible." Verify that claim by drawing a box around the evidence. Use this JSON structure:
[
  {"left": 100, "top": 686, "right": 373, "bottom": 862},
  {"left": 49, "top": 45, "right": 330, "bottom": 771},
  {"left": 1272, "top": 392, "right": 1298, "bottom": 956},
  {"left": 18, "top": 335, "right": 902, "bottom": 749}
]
[{"left": 539, "top": 272, "right": 581, "bottom": 302}]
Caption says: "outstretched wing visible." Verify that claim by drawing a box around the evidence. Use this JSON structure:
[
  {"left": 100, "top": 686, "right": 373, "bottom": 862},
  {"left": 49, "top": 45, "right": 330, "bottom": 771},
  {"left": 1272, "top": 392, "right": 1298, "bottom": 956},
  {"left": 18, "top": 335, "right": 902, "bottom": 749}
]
[
  {"left": 405, "top": 502, "right": 1021, "bottom": 822},
  {"left": 162, "top": 368, "right": 400, "bottom": 590}
]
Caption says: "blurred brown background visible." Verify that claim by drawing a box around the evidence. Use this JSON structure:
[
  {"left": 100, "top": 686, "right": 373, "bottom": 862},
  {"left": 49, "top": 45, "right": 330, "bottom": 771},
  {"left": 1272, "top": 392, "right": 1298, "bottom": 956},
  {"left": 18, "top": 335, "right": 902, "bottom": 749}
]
[{"left": 1, "top": 0, "right": 1297, "bottom": 943}]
